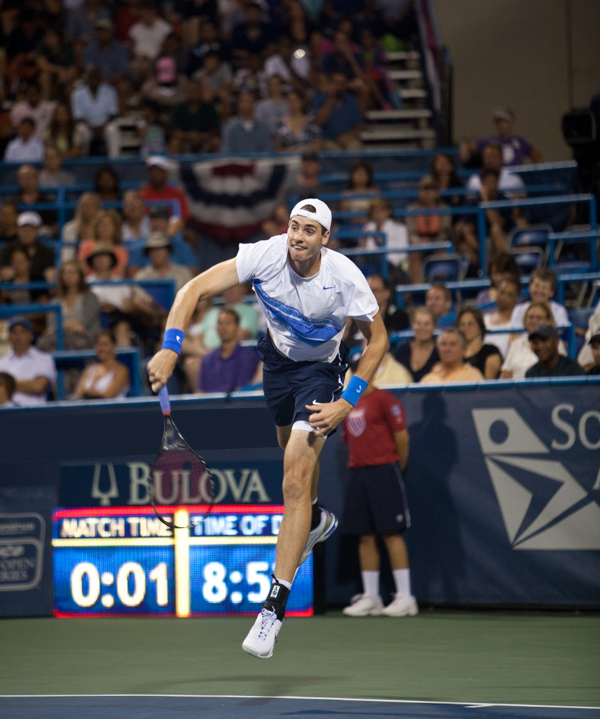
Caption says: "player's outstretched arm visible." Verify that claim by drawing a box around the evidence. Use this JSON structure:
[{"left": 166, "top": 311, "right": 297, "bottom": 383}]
[
  {"left": 306, "top": 311, "right": 388, "bottom": 437},
  {"left": 147, "top": 258, "right": 240, "bottom": 392}
]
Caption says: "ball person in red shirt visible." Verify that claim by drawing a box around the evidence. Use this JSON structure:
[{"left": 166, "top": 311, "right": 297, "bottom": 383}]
[{"left": 341, "top": 381, "right": 417, "bottom": 616}]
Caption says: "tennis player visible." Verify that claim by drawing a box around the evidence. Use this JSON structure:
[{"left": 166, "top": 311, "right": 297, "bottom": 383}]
[{"left": 147, "top": 199, "right": 387, "bottom": 658}]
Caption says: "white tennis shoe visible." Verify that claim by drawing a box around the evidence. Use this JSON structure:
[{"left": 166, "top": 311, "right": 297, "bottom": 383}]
[
  {"left": 299, "top": 507, "right": 338, "bottom": 565},
  {"left": 382, "top": 594, "right": 419, "bottom": 617},
  {"left": 242, "top": 608, "right": 282, "bottom": 658},
  {"left": 342, "top": 594, "right": 384, "bottom": 616}
]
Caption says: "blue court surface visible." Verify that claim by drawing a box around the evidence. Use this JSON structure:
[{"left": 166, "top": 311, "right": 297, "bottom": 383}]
[{"left": 1, "top": 696, "right": 599, "bottom": 719}]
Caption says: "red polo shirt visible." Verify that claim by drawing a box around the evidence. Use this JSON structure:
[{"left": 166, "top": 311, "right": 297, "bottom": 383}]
[
  {"left": 140, "top": 186, "right": 190, "bottom": 220},
  {"left": 341, "top": 388, "right": 407, "bottom": 468}
]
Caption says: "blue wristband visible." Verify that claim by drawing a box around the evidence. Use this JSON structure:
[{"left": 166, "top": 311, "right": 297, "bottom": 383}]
[
  {"left": 162, "top": 328, "right": 185, "bottom": 355},
  {"left": 341, "top": 375, "right": 368, "bottom": 406}
]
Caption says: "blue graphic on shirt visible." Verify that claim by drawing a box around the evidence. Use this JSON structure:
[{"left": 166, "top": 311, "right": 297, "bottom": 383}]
[{"left": 253, "top": 281, "right": 342, "bottom": 345}]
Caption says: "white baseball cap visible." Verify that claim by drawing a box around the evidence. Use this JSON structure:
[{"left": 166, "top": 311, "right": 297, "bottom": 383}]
[
  {"left": 290, "top": 198, "right": 332, "bottom": 231},
  {"left": 146, "top": 155, "right": 169, "bottom": 171},
  {"left": 17, "top": 211, "right": 42, "bottom": 228}
]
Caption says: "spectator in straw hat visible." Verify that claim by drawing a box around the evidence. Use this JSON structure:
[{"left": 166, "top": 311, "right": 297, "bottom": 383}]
[{"left": 134, "top": 232, "right": 193, "bottom": 292}]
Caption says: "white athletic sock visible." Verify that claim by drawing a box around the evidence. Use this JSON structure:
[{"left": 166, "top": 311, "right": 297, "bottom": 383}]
[
  {"left": 275, "top": 577, "right": 292, "bottom": 590},
  {"left": 393, "top": 568, "right": 411, "bottom": 597},
  {"left": 312, "top": 497, "right": 318, "bottom": 505},
  {"left": 361, "top": 571, "right": 380, "bottom": 599}
]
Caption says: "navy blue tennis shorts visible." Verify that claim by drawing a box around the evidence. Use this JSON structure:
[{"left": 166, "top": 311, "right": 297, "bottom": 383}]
[
  {"left": 257, "top": 335, "right": 349, "bottom": 428},
  {"left": 342, "top": 463, "right": 411, "bottom": 535}
]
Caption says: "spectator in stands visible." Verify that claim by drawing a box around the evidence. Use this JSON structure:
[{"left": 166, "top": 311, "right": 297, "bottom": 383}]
[
  {"left": 483, "top": 276, "right": 521, "bottom": 358},
  {"left": 72, "top": 67, "right": 120, "bottom": 156},
  {"left": 273, "top": 90, "right": 322, "bottom": 153},
  {"left": 0, "top": 317, "right": 57, "bottom": 406},
  {"left": 196, "top": 309, "right": 262, "bottom": 393},
  {"left": 500, "top": 303, "right": 567, "bottom": 380},
  {"left": 62, "top": 193, "right": 102, "bottom": 254},
  {"left": 0, "top": 203, "right": 19, "bottom": 247},
  {"left": 263, "top": 34, "right": 310, "bottom": 95},
  {"left": 0, "top": 372, "right": 17, "bottom": 408},
  {"left": 340, "top": 381, "right": 415, "bottom": 618},
  {"left": 393, "top": 307, "right": 440, "bottom": 383},
  {"left": 38, "top": 261, "right": 102, "bottom": 352},
  {"left": 140, "top": 155, "right": 190, "bottom": 221},
  {"left": 463, "top": 107, "right": 542, "bottom": 168},
  {"left": 221, "top": 91, "right": 272, "bottom": 153},
  {"left": 367, "top": 274, "right": 409, "bottom": 333},
  {"left": 466, "top": 142, "right": 524, "bottom": 193},
  {"left": 425, "top": 283, "right": 452, "bottom": 324},
  {"left": 0, "top": 249, "right": 36, "bottom": 306},
  {"left": 134, "top": 232, "right": 193, "bottom": 292},
  {"left": 140, "top": 59, "right": 187, "bottom": 114},
  {"left": 475, "top": 252, "right": 520, "bottom": 307},
  {"left": 346, "top": 343, "right": 412, "bottom": 387},
  {"left": 341, "top": 159, "right": 379, "bottom": 218},
  {"left": 13, "top": 165, "right": 57, "bottom": 236},
  {"left": 420, "top": 327, "right": 484, "bottom": 384},
  {"left": 185, "top": 20, "right": 228, "bottom": 78},
  {"left": 283, "top": 152, "right": 328, "bottom": 204},
  {"left": 72, "top": 330, "right": 131, "bottom": 400},
  {"left": 169, "top": 79, "right": 221, "bottom": 153},
  {"left": 525, "top": 325, "right": 585, "bottom": 378},
  {"left": 148, "top": 205, "right": 183, "bottom": 238},
  {"left": 321, "top": 30, "right": 374, "bottom": 110},
  {"left": 255, "top": 75, "right": 288, "bottom": 134},
  {"left": 511, "top": 268, "right": 568, "bottom": 329},
  {"left": 66, "top": 0, "right": 112, "bottom": 48},
  {"left": 430, "top": 153, "right": 464, "bottom": 211},
  {"left": 86, "top": 245, "right": 161, "bottom": 347},
  {"left": 10, "top": 82, "right": 56, "bottom": 141},
  {"left": 137, "top": 101, "right": 168, "bottom": 157},
  {"left": 458, "top": 168, "right": 526, "bottom": 265},
  {"left": 362, "top": 198, "right": 409, "bottom": 284},
  {"left": 84, "top": 19, "right": 130, "bottom": 84},
  {"left": 230, "top": 2, "right": 276, "bottom": 62},
  {"left": 191, "top": 50, "right": 233, "bottom": 118},
  {"left": 122, "top": 191, "right": 151, "bottom": 242},
  {"left": 78, "top": 210, "right": 129, "bottom": 277},
  {"left": 585, "top": 331, "right": 600, "bottom": 376},
  {"left": 128, "top": 1, "right": 173, "bottom": 65},
  {"left": 46, "top": 104, "right": 84, "bottom": 158},
  {"left": 35, "top": 27, "right": 78, "bottom": 101},
  {"left": 94, "top": 166, "right": 122, "bottom": 202},
  {"left": 457, "top": 308, "right": 502, "bottom": 379},
  {"left": 0, "top": 212, "right": 55, "bottom": 283},
  {"left": 4, "top": 119, "right": 45, "bottom": 163},
  {"left": 313, "top": 72, "right": 365, "bottom": 150},
  {"left": 405, "top": 176, "right": 451, "bottom": 283},
  {"left": 6, "top": 10, "right": 45, "bottom": 79},
  {"left": 39, "top": 145, "right": 76, "bottom": 188},
  {"left": 577, "top": 309, "right": 600, "bottom": 371}
]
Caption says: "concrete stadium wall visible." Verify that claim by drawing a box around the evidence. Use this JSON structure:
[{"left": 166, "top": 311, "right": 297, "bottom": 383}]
[{"left": 434, "top": 0, "right": 600, "bottom": 161}]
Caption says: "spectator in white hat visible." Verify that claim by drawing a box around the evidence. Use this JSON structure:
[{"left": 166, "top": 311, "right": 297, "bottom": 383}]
[
  {"left": 140, "top": 156, "right": 190, "bottom": 220},
  {"left": 0, "top": 213, "right": 55, "bottom": 283}
]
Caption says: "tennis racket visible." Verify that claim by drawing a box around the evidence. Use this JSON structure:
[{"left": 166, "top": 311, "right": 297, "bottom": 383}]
[{"left": 149, "top": 386, "right": 215, "bottom": 530}]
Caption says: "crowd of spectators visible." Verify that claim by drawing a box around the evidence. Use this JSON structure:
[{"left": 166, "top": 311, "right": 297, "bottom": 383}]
[{"left": 0, "top": 0, "right": 415, "bottom": 160}]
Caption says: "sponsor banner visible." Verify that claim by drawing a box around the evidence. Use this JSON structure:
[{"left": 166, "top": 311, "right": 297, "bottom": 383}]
[
  {"left": 59, "top": 449, "right": 283, "bottom": 508},
  {"left": 0, "top": 487, "right": 55, "bottom": 616}
]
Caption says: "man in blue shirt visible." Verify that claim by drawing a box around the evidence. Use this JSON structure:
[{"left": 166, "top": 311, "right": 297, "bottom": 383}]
[
  {"left": 83, "top": 19, "right": 129, "bottom": 84},
  {"left": 196, "top": 309, "right": 261, "bottom": 393},
  {"left": 313, "top": 72, "right": 364, "bottom": 150}
]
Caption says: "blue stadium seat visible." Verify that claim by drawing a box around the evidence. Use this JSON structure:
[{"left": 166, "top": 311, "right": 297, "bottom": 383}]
[
  {"left": 510, "top": 247, "right": 544, "bottom": 275},
  {"left": 423, "top": 254, "right": 463, "bottom": 282},
  {"left": 568, "top": 308, "right": 596, "bottom": 355},
  {"left": 508, "top": 225, "right": 552, "bottom": 248}
]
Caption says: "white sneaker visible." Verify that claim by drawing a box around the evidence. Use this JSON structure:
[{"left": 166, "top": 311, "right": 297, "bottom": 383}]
[
  {"left": 299, "top": 507, "right": 338, "bottom": 565},
  {"left": 242, "top": 608, "right": 282, "bottom": 659},
  {"left": 382, "top": 594, "right": 419, "bottom": 617},
  {"left": 342, "top": 593, "right": 384, "bottom": 616}
]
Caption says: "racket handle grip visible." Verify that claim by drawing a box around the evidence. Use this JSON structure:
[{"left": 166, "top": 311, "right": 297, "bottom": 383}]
[{"left": 158, "top": 386, "right": 171, "bottom": 415}]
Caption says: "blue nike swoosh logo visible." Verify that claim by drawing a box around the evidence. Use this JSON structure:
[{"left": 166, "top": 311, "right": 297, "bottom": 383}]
[{"left": 323, "top": 286, "right": 335, "bottom": 290}]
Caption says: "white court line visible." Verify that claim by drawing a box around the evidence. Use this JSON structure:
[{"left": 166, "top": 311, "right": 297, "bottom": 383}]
[{"left": 0, "top": 694, "right": 598, "bottom": 710}]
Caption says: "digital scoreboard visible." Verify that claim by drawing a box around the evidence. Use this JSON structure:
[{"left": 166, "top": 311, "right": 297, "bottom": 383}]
[{"left": 52, "top": 505, "right": 313, "bottom": 617}]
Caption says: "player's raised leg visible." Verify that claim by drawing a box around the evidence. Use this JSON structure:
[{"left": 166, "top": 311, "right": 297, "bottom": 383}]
[{"left": 242, "top": 428, "right": 324, "bottom": 659}]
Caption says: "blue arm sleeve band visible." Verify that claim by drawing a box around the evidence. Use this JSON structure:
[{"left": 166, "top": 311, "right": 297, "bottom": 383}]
[
  {"left": 341, "top": 375, "right": 368, "bottom": 406},
  {"left": 162, "top": 328, "right": 185, "bottom": 355}
]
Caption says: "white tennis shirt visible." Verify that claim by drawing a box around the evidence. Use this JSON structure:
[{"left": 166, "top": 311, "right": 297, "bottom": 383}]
[{"left": 237, "top": 234, "right": 379, "bottom": 362}]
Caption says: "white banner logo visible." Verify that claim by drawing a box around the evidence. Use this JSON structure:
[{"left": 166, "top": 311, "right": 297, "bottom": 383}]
[{"left": 472, "top": 409, "right": 600, "bottom": 550}]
